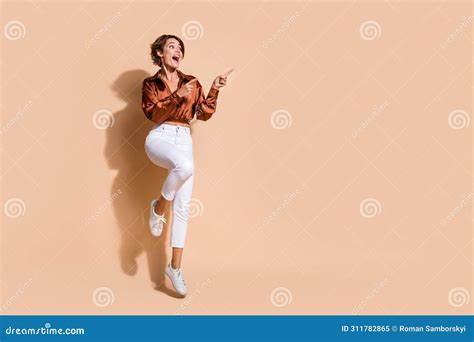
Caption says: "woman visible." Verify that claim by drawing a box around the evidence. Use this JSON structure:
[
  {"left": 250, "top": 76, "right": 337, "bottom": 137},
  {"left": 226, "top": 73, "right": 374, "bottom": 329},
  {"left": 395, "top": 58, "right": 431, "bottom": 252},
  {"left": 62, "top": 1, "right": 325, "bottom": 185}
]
[{"left": 141, "top": 34, "right": 231, "bottom": 297}]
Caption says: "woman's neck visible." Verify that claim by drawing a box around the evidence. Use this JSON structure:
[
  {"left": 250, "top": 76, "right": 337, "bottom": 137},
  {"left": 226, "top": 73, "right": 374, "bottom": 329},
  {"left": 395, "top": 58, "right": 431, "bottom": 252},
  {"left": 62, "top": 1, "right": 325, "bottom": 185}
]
[{"left": 161, "top": 65, "right": 178, "bottom": 82}]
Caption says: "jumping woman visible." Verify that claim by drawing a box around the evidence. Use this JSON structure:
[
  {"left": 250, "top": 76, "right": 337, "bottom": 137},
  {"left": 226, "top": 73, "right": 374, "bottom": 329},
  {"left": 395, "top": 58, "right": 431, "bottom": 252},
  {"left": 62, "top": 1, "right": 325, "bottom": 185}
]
[{"left": 141, "top": 34, "right": 232, "bottom": 297}]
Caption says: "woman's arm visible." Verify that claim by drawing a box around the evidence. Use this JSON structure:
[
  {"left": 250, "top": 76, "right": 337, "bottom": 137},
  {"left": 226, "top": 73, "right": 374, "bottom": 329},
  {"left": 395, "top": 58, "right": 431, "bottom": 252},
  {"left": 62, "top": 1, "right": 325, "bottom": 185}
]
[
  {"left": 141, "top": 79, "right": 181, "bottom": 124},
  {"left": 195, "top": 85, "right": 219, "bottom": 121},
  {"left": 194, "top": 68, "right": 232, "bottom": 121}
]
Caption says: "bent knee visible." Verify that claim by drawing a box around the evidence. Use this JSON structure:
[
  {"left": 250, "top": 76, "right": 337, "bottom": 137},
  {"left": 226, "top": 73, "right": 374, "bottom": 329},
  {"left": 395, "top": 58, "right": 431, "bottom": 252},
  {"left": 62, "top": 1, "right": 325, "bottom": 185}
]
[{"left": 174, "top": 161, "right": 194, "bottom": 180}]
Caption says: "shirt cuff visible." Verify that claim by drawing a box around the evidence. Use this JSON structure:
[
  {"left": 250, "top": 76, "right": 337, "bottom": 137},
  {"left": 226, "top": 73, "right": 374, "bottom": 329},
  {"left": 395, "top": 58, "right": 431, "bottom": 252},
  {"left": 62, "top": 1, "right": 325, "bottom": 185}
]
[{"left": 209, "top": 86, "right": 219, "bottom": 97}]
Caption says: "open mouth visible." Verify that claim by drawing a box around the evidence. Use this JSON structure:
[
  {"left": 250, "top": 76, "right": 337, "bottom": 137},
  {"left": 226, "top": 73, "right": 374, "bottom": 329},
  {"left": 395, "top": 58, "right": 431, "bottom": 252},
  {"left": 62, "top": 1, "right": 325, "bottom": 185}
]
[{"left": 172, "top": 56, "right": 180, "bottom": 62}]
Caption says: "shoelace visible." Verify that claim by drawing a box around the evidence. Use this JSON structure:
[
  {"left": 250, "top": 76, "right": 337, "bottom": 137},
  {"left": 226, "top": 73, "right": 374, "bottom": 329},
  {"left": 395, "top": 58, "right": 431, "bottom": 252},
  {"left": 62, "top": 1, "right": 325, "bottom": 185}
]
[
  {"left": 176, "top": 269, "right": 186, "bottom": 286},
  {"left": 154, "top": 210, "right": 167, "bottom": 224},
  {"left": 153, "top": 203, "right": 167, "bottom": 224}
]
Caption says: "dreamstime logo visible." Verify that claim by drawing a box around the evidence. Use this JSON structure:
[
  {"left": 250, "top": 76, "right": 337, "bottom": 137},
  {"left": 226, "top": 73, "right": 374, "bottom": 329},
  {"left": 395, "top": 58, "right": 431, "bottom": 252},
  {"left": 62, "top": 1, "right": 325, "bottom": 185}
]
[
  {"left": 181, "top": 20, "right": 203, "bottom": 41},
  {"left": 0, "top": 277, "right": 33, "bottom": 313},
  {"left": 92, "top": 287, "right": 115, "bottom": 307},
  {"left": 359, "top": 20, "right": 381, "bottom": 41},
  {"left": 92, "top": 109, "right": 114, "bottom": 129},
  {"left": 270, "top": 109, "right": 292, "bottom": 129},
  {"left": 80, "top": 189, "right": 122, "bottom": 231},
  {"left": 4, "top": 198, "right": 26, "bottom": 218},
  {"left": 448, "top": 287, "right": 470, "bottom": 307},
  {"left": 359, "top": 198, "right": 382, "bottom": 218},
  {"left": 441, "top": 16, "right": 473, "bottom": 49},
  {"left": 174, "top": 277, "right": 213, "bottom": 315},
  {"left": 262, "top": 11, "right": 300, "bottom": 48},
  {"left": 352, "top": 277, "right": 389, "bottom": 315},
  {"left": 0, "top": 100, "right": 33, "bottom": 136},
  {"left": 270, "top": 287, "right": 292, "bottom": 307},
  {"left": 188, "top": 198, "right": 204, "bottom": 218},
  {"left": 4, "top": 20, "right": 26, "bottom": 40},
  {"left": 84, "top": 10, "right": 122, "bottom": 49},
  {"left": 448, "top": 109, "right": 470, "bottom": 130},
  {"left": 352, "top": 100, "right": 389, "bottom": 139},
  {"left": 440, "top": 192, "right": 473, "bottom": 226},
  {"left": 257, "top": 188, "right": 301, "bottom": 231}
]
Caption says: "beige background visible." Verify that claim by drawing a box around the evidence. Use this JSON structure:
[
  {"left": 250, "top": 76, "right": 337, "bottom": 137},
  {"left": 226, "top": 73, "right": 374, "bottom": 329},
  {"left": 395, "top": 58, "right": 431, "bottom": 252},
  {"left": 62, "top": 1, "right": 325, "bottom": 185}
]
[{"left": 1, "top": 0, "right": 472, "bottom": 315}]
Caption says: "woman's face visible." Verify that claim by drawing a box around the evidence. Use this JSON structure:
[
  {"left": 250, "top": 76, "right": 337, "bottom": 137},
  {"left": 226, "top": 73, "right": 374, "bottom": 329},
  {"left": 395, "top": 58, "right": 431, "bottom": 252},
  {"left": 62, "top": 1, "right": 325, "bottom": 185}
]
[{"left": 158, "top": 38, "right": 183, "bottom": 69}]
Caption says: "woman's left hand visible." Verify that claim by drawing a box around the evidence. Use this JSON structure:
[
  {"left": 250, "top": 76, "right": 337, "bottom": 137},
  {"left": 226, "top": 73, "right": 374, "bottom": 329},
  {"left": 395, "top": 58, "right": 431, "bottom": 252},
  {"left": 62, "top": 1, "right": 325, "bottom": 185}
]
[{"left": 212, "top": 68, "right": 233, "bottom": 89}]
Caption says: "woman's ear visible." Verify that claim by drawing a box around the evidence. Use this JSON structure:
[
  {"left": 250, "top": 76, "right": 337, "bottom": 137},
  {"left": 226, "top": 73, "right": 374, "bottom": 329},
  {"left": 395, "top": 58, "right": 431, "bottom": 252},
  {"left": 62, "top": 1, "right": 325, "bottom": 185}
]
[{"left": 155, "top": 49, "right": 163, "bottom": 58}]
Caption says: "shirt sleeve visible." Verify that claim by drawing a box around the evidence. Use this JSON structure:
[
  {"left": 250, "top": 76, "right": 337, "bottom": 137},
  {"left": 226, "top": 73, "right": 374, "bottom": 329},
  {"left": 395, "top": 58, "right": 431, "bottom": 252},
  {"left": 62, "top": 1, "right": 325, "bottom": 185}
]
[
  {"left": 195, "top": 84, "right": 219, "bottom": 121},
  {"left": 141, "top": 79, "right": 181, "bottom": 124}
]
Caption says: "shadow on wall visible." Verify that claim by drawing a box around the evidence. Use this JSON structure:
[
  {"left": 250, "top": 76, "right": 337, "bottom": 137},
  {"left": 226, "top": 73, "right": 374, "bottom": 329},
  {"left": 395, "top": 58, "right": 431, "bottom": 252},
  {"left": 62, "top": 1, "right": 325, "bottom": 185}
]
[{"left": 104, "top": 69, "right": 180, "bottom": 298}]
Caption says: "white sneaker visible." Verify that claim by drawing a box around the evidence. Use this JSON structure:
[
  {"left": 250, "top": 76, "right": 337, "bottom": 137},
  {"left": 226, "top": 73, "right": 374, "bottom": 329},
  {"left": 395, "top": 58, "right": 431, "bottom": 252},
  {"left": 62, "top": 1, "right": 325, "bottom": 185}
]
[
  {"left": 149, "top": 199, "right": 166, "bottom": 237},
  {"left": 165, "top": 263, "right": 187, "bottom": 296}
]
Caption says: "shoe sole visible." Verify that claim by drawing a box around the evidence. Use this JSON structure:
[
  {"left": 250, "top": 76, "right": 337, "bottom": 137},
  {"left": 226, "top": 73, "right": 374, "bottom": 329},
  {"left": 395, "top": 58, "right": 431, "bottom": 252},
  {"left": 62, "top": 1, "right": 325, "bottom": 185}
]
[{"left": 165, "top": 267, "right": 187, "bottom": 297}]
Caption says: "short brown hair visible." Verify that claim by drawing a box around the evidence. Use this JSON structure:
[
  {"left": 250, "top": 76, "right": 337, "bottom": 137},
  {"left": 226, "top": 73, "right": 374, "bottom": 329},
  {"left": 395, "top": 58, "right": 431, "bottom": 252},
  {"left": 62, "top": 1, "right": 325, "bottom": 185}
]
[{"left": 150, "top": 34, "right": 185, "bottom": 67}]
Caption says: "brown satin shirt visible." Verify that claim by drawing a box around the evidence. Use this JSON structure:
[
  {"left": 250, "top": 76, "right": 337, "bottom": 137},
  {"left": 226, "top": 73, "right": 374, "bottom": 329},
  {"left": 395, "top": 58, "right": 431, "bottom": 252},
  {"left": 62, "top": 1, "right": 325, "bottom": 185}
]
[{"left": 141, "top": 68, "right": 219, "bottom": 125}]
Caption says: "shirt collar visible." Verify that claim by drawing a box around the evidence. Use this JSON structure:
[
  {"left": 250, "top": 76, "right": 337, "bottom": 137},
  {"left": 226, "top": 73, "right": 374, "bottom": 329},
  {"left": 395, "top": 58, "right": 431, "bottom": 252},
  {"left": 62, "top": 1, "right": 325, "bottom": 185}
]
[{"left": 149, "top": 68, "right": 194, "bottom": 83}]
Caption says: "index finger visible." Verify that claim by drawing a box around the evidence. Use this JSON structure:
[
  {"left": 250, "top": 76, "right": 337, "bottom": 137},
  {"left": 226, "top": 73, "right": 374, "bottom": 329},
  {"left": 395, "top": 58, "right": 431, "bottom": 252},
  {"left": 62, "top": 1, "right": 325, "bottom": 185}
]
[{"left": 222, "top": 68, "right": 234, "bottom": 77}]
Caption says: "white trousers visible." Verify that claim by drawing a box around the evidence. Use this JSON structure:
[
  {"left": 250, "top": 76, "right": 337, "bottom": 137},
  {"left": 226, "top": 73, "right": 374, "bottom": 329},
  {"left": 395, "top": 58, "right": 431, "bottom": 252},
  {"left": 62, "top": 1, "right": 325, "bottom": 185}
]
[{"left": 144, "top": 123, "right": 194, "bottom": 248}]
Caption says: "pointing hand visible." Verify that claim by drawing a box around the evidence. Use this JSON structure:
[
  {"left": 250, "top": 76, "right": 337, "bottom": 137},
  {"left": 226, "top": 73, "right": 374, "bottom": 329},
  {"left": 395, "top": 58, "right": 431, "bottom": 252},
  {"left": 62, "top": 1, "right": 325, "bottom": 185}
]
[{"left": 212, "top": 68, "right": 233, "bottom": 89}]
